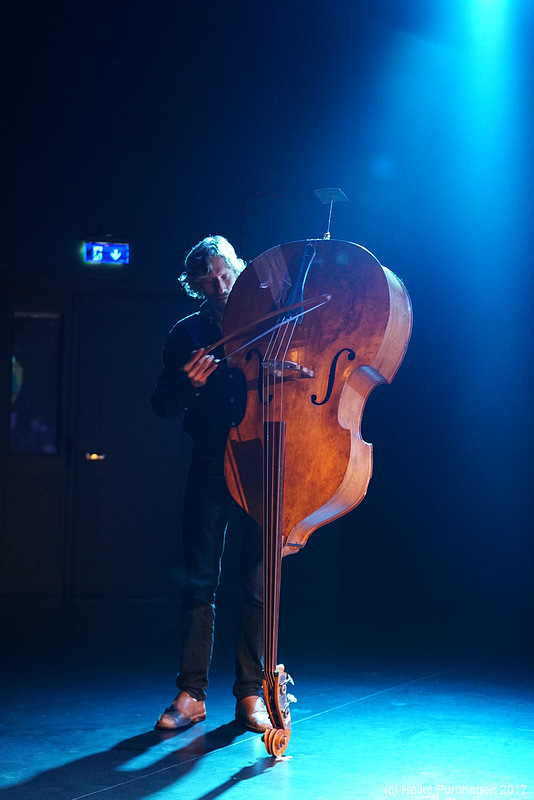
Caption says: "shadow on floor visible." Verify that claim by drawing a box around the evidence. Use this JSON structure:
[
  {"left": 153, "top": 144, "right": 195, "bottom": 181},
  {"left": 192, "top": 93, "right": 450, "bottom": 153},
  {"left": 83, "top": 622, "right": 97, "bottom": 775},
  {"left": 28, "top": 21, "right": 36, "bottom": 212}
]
[{"left": 0, "top": 721, "right": 270, "bottom": 800}]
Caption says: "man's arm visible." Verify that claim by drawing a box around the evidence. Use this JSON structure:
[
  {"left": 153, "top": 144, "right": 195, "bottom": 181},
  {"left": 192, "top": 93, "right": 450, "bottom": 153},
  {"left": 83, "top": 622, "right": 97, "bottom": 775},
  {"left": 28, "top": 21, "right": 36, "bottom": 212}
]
[{"left": 151, "top": 324, "right": 218, "bottom": 418}]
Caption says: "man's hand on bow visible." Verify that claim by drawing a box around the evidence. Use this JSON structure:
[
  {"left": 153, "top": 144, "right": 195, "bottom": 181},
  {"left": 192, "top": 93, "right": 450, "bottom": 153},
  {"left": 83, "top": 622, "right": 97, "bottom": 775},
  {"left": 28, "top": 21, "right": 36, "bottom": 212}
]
[{"left": 184, "top": 349, "right": 219, "bottom": 388}]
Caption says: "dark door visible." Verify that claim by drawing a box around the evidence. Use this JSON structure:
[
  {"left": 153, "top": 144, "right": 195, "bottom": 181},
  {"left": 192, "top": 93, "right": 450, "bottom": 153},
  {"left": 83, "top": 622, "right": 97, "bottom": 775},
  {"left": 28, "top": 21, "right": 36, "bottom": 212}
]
[
  {"left": 0, "top": 294, "right": 74, "bottom": 597},
  {"left": 69, "top": 291, "right": 192, "bottom": 598},
  {"left": 1, "top": 287, "right": 195, "bottom": 599}
]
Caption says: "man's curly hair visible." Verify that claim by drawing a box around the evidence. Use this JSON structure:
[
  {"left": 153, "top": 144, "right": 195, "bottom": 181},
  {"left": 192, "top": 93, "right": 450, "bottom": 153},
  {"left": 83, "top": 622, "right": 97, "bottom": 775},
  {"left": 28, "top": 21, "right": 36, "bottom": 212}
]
[{"left": 179, "top": 235, "right": 246, "bottom": 299}]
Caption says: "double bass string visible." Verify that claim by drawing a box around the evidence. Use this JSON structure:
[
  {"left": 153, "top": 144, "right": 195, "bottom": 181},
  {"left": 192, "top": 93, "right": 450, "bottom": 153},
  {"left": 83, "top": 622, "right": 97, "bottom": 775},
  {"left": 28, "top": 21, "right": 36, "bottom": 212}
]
[
  {"left": 263, "top": 323, "right": 278, "bottom": 677},
  {"left": 262, "top": 314, "right": 299, "bottom": 678},
  {"left": 263, "top": 320, "right": 279, "bottom": 676},
  {"left": 262, "top": 324, "right": 276, "bottom": 682}
]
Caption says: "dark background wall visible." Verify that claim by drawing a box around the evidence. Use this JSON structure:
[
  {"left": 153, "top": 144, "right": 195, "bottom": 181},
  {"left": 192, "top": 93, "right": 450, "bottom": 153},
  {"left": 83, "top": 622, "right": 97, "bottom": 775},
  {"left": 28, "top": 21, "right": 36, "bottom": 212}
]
[{"left": 1, "top": 1, "right": 533, "bottom": 649}]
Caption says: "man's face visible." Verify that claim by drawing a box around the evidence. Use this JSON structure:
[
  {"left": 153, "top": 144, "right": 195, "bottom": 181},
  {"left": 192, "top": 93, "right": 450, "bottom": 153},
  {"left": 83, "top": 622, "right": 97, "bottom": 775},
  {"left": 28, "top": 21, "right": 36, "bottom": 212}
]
[{"left": 200, "top": 255, "right": 237, "bottom": 314}]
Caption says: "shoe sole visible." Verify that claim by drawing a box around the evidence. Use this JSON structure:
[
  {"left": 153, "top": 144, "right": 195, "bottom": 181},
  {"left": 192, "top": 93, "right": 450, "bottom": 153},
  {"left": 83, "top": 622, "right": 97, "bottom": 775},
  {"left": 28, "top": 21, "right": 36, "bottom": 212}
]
[{"left": 155, "top": 713, "right": 206, "bottom": 730}]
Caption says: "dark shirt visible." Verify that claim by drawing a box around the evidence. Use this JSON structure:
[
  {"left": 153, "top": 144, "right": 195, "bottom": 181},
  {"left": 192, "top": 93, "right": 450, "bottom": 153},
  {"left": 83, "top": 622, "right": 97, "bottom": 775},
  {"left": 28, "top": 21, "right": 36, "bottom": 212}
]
[{"left": 151, "top": 301, "right": 246, "bottom": 459}]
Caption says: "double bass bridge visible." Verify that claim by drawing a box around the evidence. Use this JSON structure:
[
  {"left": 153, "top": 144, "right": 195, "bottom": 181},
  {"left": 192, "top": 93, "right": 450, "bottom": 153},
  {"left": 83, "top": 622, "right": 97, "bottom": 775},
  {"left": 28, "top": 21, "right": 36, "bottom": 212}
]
[{"left": 262, "top": 359, "right": 315, "bottom": 381}]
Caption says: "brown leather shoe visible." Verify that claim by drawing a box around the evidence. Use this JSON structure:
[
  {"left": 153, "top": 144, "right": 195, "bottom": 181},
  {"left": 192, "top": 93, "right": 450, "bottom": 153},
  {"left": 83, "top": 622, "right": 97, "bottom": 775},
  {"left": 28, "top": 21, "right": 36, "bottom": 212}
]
[
  {"left": 235, "top": 695, "right": 273, "bottom": 733},
  {"left": 155, "top": 690, "right": 206, "bottom": 730}
]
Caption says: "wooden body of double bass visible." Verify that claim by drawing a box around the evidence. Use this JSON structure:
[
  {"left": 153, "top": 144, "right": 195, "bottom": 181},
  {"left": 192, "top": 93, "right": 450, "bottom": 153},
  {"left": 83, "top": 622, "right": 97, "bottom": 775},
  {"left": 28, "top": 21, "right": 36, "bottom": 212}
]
[{"left": 223, "top": 239, "right": 412, "bottom": 554}]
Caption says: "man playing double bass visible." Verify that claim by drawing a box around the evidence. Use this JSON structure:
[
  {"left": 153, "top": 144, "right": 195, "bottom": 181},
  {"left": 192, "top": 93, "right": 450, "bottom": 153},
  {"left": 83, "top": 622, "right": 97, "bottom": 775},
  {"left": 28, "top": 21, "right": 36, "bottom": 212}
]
[{"left": 151, "top": 235, "right": 272, "bottom": 733}]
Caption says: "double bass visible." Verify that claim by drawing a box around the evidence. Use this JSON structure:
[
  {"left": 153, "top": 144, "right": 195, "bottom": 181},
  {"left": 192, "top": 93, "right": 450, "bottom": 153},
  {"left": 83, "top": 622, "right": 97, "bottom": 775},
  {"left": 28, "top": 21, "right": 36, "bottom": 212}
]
[{"left": 221, "top": 238, "right": 412, "bottom": 755}]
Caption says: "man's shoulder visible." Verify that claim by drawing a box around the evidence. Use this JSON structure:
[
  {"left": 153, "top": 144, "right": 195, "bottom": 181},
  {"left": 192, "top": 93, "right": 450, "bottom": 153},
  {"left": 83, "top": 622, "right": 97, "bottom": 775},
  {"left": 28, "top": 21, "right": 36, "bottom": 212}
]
[
  {"left": 169, "top": 301, "right": 215, "bottom": 336},
  {"left": 169, "top": 310, "right": 203, "bottom": 338},
  {"left": 159, "top": 312, "right": 203, "bottom": 364}
]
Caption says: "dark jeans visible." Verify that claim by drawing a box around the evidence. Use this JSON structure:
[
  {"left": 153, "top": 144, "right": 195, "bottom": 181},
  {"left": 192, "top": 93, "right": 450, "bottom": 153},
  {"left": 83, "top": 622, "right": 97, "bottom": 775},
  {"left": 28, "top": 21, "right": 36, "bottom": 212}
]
[{"left": 176, "top": 456, "right": 263, "bottom": 702}]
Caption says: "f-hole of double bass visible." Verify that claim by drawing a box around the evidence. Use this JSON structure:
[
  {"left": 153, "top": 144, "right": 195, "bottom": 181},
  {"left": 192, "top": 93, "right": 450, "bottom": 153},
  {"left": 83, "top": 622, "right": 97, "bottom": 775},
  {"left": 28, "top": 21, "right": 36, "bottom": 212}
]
[{"left": 310, "top": 348, "right": 356, "bottom": 406}]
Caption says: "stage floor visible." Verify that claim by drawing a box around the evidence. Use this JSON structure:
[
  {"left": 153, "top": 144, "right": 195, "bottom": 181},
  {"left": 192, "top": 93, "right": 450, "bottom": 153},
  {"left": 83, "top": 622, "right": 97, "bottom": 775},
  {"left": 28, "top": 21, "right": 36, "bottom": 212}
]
[{"left": 1, "top": 599, "right": 533, "bottom": 800}]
